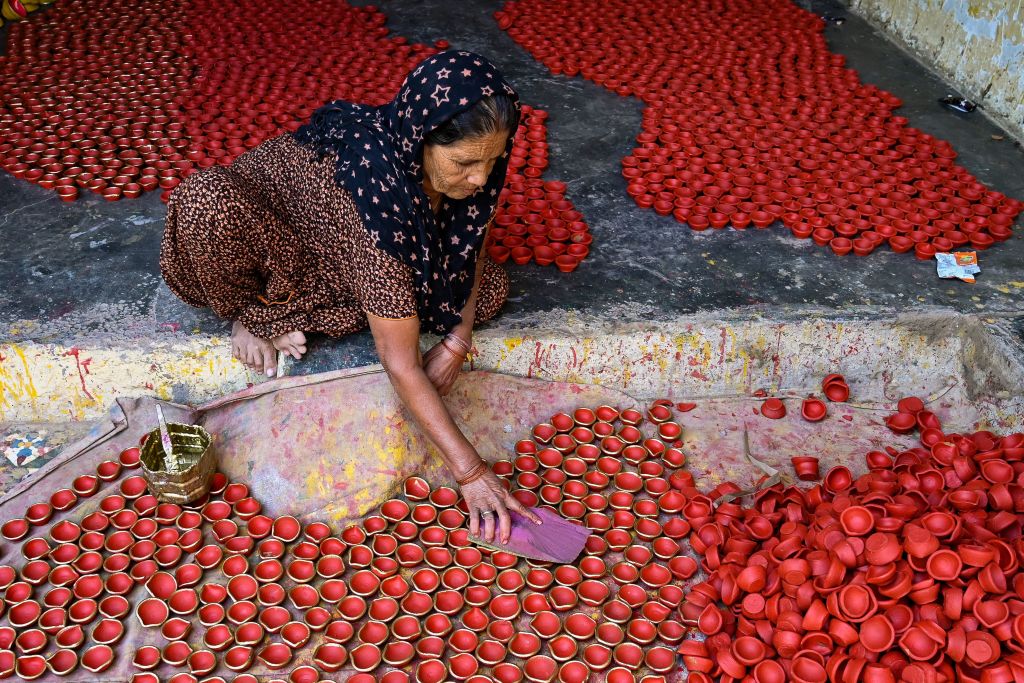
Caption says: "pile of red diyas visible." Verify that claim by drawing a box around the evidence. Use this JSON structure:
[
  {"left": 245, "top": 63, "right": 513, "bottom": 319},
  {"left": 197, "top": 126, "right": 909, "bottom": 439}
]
[
  {"left": 8, "top": 391, "right": 1021, "bottom": 683},
  {"left": 494, "top": 0, "right": 1022, "bottom": 259},
  {"left": 0, "top": 0, "right": 191, "bottom": 203},
  {"left": 0, "top": 2, "right": 592, "bottom": 271},
  {"left": 489, "top": 105, "right": 593, "bottom": 272},
  {"left": 174, "top": 1, "right": 440, "bottom": 188},
  {"left": 0, "top": 0, "right": 431, "bottom": 203},
  {"left": 674, "top": 398, "right": 1024, "bottom": 683}
]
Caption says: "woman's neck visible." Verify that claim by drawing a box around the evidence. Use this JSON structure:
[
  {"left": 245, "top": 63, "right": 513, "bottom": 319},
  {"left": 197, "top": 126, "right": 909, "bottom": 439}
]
[{"left": 423, "top": 177, "right": 442, "bottom": 215}]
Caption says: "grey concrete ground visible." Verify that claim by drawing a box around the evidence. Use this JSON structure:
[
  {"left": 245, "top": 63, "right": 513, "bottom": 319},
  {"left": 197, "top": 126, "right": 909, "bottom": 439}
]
[{"left": 1, "top": 0, "right": 1023, "bottom": 373}]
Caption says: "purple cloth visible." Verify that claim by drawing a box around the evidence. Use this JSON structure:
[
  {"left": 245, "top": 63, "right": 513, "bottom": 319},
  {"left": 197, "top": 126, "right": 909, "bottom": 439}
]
[{"left": 469, "top": 506, "right": 591, "bottom": 563}]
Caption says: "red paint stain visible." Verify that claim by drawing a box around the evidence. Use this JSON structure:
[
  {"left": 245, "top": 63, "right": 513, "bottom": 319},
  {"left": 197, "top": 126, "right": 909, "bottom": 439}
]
[
  {"left": 529, "top": 341, "right": 551, "bottom": 378},
  {"left": 63, "top": 347, "right": 94, "bottom": 400},
  {"left": 162, "top": 322, "right": 181, "bottom": 332}
]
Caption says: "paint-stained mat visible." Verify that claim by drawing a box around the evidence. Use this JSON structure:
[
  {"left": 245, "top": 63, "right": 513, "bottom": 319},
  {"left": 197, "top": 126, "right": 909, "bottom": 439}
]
[{"left": 0, "top": 366, "right": 930, "bottom": 683}]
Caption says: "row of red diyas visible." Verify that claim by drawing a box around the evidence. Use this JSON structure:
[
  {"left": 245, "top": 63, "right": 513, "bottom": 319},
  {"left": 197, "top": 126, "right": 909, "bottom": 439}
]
[
  {"left": 488, "top": 106, "right": 592, "bottom": 273},
  {"left": 494, "top": 0, "right": 1022, "bottom": 259}
]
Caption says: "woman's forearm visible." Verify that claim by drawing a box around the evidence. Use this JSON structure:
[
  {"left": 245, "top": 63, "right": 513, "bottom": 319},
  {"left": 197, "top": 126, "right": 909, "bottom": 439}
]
[
  {"left": 450, "top": 256, "right": 486, "bottom": 344},
  {"left": 384, "top": 360, "right": 481, "bottom": 476}
]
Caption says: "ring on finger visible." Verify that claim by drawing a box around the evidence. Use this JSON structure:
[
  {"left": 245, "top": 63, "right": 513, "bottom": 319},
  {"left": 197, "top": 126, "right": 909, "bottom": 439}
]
[{"left": 480, "top": 510, "right": 495, "bottom": 518}]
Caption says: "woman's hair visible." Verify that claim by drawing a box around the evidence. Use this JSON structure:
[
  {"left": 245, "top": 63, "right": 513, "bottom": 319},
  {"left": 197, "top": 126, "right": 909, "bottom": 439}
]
[{"left": 425, "top": 94, "right": 519, "bottom": 146}]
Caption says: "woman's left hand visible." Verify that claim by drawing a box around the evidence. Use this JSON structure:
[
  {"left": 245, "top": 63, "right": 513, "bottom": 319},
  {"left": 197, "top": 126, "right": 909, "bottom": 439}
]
[{"left": 422, "top": 340, "right": 465, "bottom": 396}]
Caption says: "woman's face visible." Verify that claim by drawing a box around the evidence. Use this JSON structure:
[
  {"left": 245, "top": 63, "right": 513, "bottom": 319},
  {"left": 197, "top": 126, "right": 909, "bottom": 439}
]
[{"left": 422, "top": 130, "right": 509, "bottom": 200}]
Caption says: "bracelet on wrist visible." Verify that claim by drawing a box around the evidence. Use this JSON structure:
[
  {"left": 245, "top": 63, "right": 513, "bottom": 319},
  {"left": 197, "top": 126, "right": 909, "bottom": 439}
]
[
  {"left": 441, "top": 338, "right": 468, "bottom": 360},
  {"left": 445, "top": 333, "right": 471, "bottom": 354},
  {"left": 455, "top": 460, "right": 489, "bottom": 486}
]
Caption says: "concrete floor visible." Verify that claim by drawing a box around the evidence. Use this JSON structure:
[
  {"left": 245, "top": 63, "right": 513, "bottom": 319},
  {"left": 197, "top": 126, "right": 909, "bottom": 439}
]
[{"left": 1, "top": 0, "right": 1024, "bottom": 377}]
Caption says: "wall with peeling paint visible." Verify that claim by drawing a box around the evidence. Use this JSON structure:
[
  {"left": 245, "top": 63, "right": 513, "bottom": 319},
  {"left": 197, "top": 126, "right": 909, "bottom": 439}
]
[{"left": 847, "top": 0, "right": 1024, "bottom": 141}]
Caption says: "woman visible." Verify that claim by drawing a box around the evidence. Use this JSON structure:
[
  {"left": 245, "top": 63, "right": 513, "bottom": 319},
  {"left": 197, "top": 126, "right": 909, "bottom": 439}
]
[{"left": 161, "top": 51, "right": 541, "bottom": 542}]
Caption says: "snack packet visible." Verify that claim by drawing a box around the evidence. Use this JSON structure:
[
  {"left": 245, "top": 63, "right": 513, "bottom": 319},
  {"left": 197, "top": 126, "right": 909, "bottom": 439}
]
[{"left": 936, "top": 251, "right": 980, "bottom": 283}]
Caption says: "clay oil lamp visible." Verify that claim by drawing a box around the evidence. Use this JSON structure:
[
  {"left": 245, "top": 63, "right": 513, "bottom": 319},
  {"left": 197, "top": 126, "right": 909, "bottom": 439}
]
[
  {"left": 15, "top": 655, "right": 47, "bottom": 681},
  {"left": 46, "top": 649, "right": 79, "bottom": 677},
  {"left": 232, "top": 497, "right": 261, "bottom": 520},
  {"left": 185, "top": 650, "right": 217, "bottom": 677},
  {"left": 785, "top": 461, "right": 824, "bottom": 492},
  {"left": 801, "top": 397, "right": 827, "bottom": 422},
  {"left": 282, "top": 620, "right": 312, "bottom": 649},
  {"left": 204, "top": 624, "right": 234, "bottom": 651},
  {"left": 226, "top": 600, "right": 258, "bottom": 626},
  {"left": 16, "top": 628, "right": 48, "bottom": 655},
  {"left": 67, "top": 473, "right": 101, "bottom": 499},
  {"left": 256, "top": 606, "right": 289, "bottom": 634},
  {"left": 257, "top": 642, "right": 293, "bottom": 671},
  {"left": 286, "top": 559, "right": 316, "bottom": 584},
  {"left": 760, "top": 398, "right": 786, "bottom": 419},
  {"left": 91, "top": 617, "right": 125, "bottom": 645},
  {"left": 54, "top": 626, "right": 83, "bottom": 651},
  {"left": 49, "top": 489, "right": 78, "bottom": 512},
  {"left": 1, "top": 518, "right": 30, "bottom": 542},
  {"left": 98, "top": 594, "right": 130, "bottom": 620},
  {"left": 134, "top": 655, "right": 163, "bottom": 683},
  {"left": 223, "top": 646, "right": 255, "bottom": 673}
]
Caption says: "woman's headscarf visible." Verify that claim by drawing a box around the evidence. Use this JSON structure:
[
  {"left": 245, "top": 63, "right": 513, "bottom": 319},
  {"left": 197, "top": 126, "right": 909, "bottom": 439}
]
[{"left": 294, "top": 51, "right": 519, "bottom": 334}]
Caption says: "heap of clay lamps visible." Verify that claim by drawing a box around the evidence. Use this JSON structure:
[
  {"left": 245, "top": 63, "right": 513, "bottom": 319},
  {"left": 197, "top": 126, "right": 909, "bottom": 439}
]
[
  {"left": 495, "top": 0, "right": 1022, "bottom": 259},
  {"left": 677, "top": 396, "right": 1024, "bottom": 683},
  {"left": 0, "top": 0, "right": 436, "bottom": 203},
  {"left": 4, "top": 388, "right": 1021, "bottom": 683}
]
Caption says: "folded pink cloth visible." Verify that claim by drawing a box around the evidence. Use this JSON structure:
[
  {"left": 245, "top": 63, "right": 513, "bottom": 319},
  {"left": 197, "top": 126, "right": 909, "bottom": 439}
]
[{"left": 468, "top": 507, "right": 591, "bottom": 563}]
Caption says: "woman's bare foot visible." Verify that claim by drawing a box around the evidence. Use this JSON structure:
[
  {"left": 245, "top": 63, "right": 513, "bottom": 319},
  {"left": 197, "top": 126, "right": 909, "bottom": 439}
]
[
  {"left": 272, "top": 330, "right": 308, "bottom": 360},
  {"left": 231, "top": 321, "right": 277, "bottom": 376}
]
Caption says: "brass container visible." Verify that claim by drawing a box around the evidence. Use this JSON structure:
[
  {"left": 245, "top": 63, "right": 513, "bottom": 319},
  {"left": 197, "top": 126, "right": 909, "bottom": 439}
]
[{"left": 140, "top": 423, "right": 215, "bottom": 504}]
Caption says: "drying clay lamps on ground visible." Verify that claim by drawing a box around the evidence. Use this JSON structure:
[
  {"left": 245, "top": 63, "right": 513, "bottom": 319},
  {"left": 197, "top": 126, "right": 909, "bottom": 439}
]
[
  {"left": 0, "top": 400, "right": 706, "bottom": 683},
  {"left": 496, "top": 0, "right": 1022, "bottom": 259},
  {"left": 9, "top": 393, "right": 1024, "bottom": 683},
  {"left": 0, "top": 1, "right": 590, "bottom": 270},
  {"left": 488, "top": 105, "right": 593, "bottom": 271}
]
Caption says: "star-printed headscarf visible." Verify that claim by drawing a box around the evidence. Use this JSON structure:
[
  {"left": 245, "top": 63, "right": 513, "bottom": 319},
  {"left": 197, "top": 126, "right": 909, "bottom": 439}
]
[{"left": 294, "top": 51, "right": 519, "bottom": 334}]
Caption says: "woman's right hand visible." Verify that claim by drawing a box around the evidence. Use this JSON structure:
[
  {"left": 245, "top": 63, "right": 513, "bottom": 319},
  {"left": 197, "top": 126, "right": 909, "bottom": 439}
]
[{"left": 460, "top": 469, "right": 542, "bottom": 544}]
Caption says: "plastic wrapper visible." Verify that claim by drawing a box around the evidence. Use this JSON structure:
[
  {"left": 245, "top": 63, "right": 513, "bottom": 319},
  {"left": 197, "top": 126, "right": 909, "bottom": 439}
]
[{"left": 936, "top": 251, "right": 980, "bottom": 283}]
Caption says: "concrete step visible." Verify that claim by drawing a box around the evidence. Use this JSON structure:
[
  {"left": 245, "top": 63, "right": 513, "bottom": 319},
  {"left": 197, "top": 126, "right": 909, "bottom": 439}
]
[{"left": 4, "top": 308, "right": 1024, "bottom": 434}]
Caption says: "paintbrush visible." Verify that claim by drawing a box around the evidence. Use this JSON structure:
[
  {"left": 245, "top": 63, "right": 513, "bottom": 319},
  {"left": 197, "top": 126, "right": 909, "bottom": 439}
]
[{"left": 156, "top": 404, "right": 178, "bottom": 472}]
